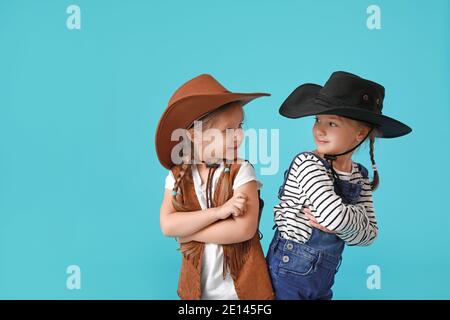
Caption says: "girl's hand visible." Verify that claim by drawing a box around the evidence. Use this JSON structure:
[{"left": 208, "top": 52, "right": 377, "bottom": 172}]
[
  {"left": 303, "top": 207, "right": 336, "bottom": 234},
  {"left": 215, "top": 192, "right": 247, "bottom": 220}
]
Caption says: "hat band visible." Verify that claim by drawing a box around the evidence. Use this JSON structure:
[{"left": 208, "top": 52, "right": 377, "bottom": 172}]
[
  {"left": 315, "top": 93, "right": 381, "bottom": 114},
  {"left": 315, "top": 93, "right": 348, "bottom": 107}
]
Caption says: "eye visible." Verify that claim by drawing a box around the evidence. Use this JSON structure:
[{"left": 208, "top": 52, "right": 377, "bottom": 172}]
[
  {"left": 314, "top": 117, "right": 319, "bottom": 123},
  {"left": 329, "top": 122, "right": 338, "bottom": 127},
  {"left": 238, "top": 122, "right": 243, "bottom": 129}
]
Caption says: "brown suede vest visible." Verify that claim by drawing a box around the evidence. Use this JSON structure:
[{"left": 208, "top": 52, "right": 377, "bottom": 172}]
[{"left": 171, "top": 163, "right": 274, "bottom": 300}]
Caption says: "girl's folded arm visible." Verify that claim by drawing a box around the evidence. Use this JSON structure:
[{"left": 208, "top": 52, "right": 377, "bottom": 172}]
[
  {"left": 294, "top": 158, "right": 370, "bottom": 233},
  {"left": 336, "top": 181, "right": 379, "bottom": 246},
  {"left": 181, "top": 181, "right": 260, "bottom": 245},
  {"left": 159, "top": 189, "right": 221, "bottom": 237}
]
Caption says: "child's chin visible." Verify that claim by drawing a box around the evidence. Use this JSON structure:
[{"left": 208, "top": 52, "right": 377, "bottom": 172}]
[
  {"left": 315, "top": 145, "right": 332, "bottom": 154},
  {"left": 224, "top": 155, "right": 237, "bottom": 162},
  {"left": 223, "top": 152, "right": 238, "bottom": 162}
]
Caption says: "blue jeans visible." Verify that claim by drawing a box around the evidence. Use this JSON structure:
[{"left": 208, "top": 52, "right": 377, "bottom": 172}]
[{"left": 266, "top": 230, "right": 342, "bottom": 300}]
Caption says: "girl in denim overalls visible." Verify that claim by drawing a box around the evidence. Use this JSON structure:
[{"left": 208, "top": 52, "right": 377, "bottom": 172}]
[{"left": 267, "top": 71, "right": 412, "bottom": 300}]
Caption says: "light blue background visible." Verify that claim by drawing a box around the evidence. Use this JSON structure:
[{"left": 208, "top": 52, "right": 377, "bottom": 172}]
[{"left": 1, "top": 0, "right": 449, "bottom": 299}]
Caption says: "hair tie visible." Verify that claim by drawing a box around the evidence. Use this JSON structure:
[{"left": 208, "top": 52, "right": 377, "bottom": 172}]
[
  {"left": 172, "top": 190, "right": 178, "bottom": 196},
  {"left": 372, "top": 164, "right": 378, "bottom": 171},
  {"left": 224, "top": 167, "right": 230, "bottom": 173}
]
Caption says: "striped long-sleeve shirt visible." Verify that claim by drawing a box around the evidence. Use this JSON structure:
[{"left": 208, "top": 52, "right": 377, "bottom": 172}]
[{"left": 274, "top": 152, "right": 378, "bottom": 246}]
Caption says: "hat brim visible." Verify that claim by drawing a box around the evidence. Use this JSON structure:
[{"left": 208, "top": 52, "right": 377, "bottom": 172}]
[
  {"left": 156, "top": 92, "right": 269, "bottom": 169},
  {"left": 279, "top": 84, "right": 412, "bottom": 138}
]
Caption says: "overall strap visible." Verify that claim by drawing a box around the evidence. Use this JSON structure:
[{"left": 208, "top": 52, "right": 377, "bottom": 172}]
[
  {"left": 301, "top": 151, "right": 332, "bottom": 170},
  {"left": 357, "top": 163, "right": 369, "bottom": 179}
]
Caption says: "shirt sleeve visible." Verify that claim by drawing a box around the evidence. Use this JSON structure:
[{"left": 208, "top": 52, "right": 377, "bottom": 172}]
[
  {"left": 233, "top": 161, "right": 263, "bottom": 190},
  {"left": 336, "top": 178, "right": 378, "bottom": 246},
  {"left": 292, "top": 154, "right": 373, "bottom": 235},
  {"left": 164, "top": 171, "right": 175, "bottom": 190},
  {"left": 273, "top": 158, "right": 309, "bottom": 237}
]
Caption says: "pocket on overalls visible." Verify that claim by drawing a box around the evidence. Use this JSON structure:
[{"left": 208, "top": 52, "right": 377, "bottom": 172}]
[
  {"left": 335, "top": 179, "right": 363, "bottom": 205},
  {"left": 277, "top": 247, "right": 318, "bottom": 277}
]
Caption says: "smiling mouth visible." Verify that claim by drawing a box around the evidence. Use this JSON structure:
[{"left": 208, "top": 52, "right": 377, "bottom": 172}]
[{"left": 317, "top": 140, "right": 329, "bottom": 144}]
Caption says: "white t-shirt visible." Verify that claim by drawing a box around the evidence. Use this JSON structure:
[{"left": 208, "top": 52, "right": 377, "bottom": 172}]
[{"left": 164, "top": 161, "right": 262, "bottom": 300}]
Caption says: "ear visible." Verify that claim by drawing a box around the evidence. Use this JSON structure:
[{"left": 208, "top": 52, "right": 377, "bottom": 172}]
[{"left": 356, "top": 126, "right": 371, "bottom": 142}]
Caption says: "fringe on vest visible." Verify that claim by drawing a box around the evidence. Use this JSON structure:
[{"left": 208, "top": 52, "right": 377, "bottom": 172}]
[{"left": 173, "top": 163, "right": 255, "bottom": 280}]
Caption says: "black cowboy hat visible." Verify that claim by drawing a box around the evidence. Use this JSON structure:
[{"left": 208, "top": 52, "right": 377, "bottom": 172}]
[{"left": 279, "top": 71, "right": 412, "bottom": 138}]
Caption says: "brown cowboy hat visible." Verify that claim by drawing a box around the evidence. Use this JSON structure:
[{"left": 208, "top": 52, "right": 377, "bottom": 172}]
[{"left": 155, "top": 74, "right": 270, "bottom": 169}]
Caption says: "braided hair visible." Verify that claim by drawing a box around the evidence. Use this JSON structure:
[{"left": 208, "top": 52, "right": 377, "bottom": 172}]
[{"left": 368, "top": 132, "right": 379, "bottom": 191}]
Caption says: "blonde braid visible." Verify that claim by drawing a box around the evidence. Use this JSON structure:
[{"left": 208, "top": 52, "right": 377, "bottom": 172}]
[
  {"left": 216, "top": 162, "right": 233, "bottom": 207},
  {"left": 172, "top": 162, "right": 190, "bottom": 211}
]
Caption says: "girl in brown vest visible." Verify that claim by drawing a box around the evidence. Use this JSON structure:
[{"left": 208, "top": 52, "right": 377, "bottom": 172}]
[{"left": 155, "top": 74, "right": 274, "bottom": 300}]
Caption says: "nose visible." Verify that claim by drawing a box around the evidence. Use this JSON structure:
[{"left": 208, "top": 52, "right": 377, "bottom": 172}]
[{"left": 314, "top": 122, "right": 326, "bottom": 137}]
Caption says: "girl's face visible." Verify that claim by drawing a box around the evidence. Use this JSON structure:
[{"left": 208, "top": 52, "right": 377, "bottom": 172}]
[
  {"left": 191, "top": 103, "right": 244, "bottom": 163},
  {"left": 312, "top": 114, "right": 370, "bottom": 155}
]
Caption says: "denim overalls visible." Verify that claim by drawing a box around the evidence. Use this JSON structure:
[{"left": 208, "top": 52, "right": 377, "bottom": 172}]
[{"left": 266, "top": 151, "right": 369, "bottom": 300}]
